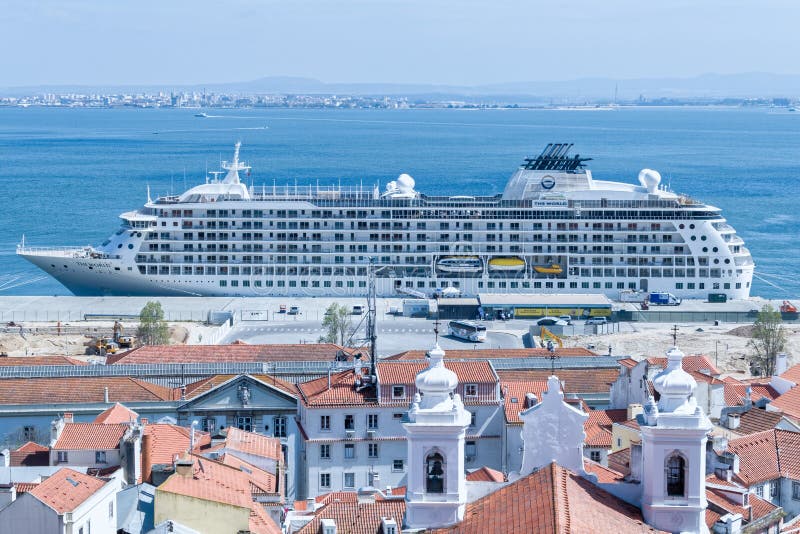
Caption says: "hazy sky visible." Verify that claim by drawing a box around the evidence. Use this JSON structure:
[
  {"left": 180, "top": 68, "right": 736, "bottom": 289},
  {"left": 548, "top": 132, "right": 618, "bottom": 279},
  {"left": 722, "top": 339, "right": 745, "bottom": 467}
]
[{"left": 3, "top": 0, "right": 799, "bottom": 86}]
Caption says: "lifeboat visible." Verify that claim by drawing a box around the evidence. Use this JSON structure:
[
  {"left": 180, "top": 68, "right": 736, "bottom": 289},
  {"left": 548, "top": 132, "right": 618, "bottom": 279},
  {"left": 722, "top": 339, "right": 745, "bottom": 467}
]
[
  {"left": 488, "top": 257, "right": 525, "bottom": 272},
  {"left": 781, "top": 300, "right": 798, "bottom": 313},
  {"left": 436, "top": 256, "right": 483, "bottom": 273},
  {"left": 533, "top": 263, "right": 563, "bottom": 275}
]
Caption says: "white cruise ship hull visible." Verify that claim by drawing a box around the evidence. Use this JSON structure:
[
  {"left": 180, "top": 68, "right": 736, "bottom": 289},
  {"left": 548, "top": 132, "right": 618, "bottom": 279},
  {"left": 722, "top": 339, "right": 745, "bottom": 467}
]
[{"left": 18, "top": 143, "right": 756, "bottom": 300}]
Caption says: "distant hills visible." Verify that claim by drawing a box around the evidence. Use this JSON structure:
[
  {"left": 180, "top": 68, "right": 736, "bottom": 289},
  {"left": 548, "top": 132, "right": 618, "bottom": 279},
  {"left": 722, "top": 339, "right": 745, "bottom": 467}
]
[{"left": 3, "top": 72, "right": 800, "bottom": 100}]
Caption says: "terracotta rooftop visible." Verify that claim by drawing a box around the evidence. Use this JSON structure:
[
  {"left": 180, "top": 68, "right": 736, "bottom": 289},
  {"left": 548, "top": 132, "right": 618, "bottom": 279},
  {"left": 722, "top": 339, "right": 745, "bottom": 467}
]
[
  {"left": 430, "top": 463, "right": 663, "bottom": 533},
  {"left": 249, "top": 503, "right": 281, "bottom": 534},
  {"left": 157, "top": 455, "right": 252, "bottom": 510},
  {"left": 224, "top": 427, "right": 282, "bottom": 461},
  {"left": 731, "top": 408, "right": 785, "bottom": 436},
  {"left": 13, "top": 482, "right": 38, "bottom": 494},
  {"left": 108, "top": 343, "right": 351, "bottom": 364},
  {"left": 607, "top": 447, "right": 632, "bottom": 477},
  {"left": 780, "top": 363, "right": 800, "bottom": 384},
  {"left": 722, "top": 378, "right": 780, "bottom": 407},
  {"left": 10, "top": 441, "right": 49, "bottom": 467},
  {"left": 297, "top": 368, "right": 377, "bottom": 407},
  {"left": 28, "top": 468, "right": 108, "bottom": 514},
  {"left": 0, "top": 355, "right": 86, "bottom": 366},
  {"left": 218, "top": 453, "right": 280, "bottom": 496},
  {"left": 296, "top": 499, "right": 406, "bottom": 534},
  {"left": 725, "top": 429, "right": 800, "bottom": 485},
  {"left": 53, "top": 423, "right": 128, "bottom": 450},
  {"left": 705, "top": 487, "right": 780, "bottom": 528},
  {"left": 769, "top": 385, "right": 800, "bottom": 421},
  {"left": 584, "top": 409, "right": 629, "bottom": 448},
  {"left": 385, "top": 347, "right": 599, "bottom": 360},
  {"left": 144, "top": 424, "right": 211, "bottom": 467},
  {"left": 182, "top": 373, "right": 297, "bottom": 399},
  {"left": 93, "top": 403, "right": 139, "bottom": 424},
  {"left": 0, "top": 376, "right": 174, "bottom": 405},
  {"left": 583, "top": 458, "right": 626, "bottom": 483},
  {"left": 467, "top": 466, "right": 505, "bottom": 483},
  {"left": 647, "top": 354, "right": 720, "bottom": 376},
  {"left": 618, "top": 358, "right": 639, "bottom": 369},
  {"left": 496, "top": 368, "right": 620, "bottom": 394},
  {"left": 377, "top": 360, "right": 496, "bottom": 388},
  {"left": 501, "top": 380, "right": 549, "bottom": 424}
]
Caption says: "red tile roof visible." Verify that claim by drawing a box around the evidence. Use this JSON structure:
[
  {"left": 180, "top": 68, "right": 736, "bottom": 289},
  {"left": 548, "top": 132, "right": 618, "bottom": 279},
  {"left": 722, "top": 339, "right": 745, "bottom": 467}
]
[
  {"left": 496, "top": 368, "right": 620, "bottom": 394},
  {"left": 607, "top": 448, "right": 631, "bottom": 476},
  {"left": 28, "top": 468, "right": 107, "bottom": 514},
  {"left": 10, "top": 441, "right": 49, "bottom": 467},
  {"left": 731, "top": 409, "right": 785, "bottom": 436},
  {"left": 144, "top": 424, "right": 211, "bottom": 466},
  {"left": 584, "top": 409, "right": 629, "bottom": 448},
  {"left": 618, "top": 358, "right": 639, "bottom": 369},
  {"left": 296, "top": 500, "right": 406, "bottom": 534},
  {"left": 13, "top": 482, "right": 38, "bottom": 494},
  {"left": 182, "top": 374, "right": 297, "bottom": 399},
  {"left": 0, "top": 356, "right": 86, "bottom": 366},
  {"left": 249, "top": 503, "right": 281, "bottom": 534},
  {"left": 158, "top": 455, "right": 252, "bottom": 509},
  {"left": 780, "top": 363, "right": 800, "bottom": 384},
  {"left": 218, "top": 453, "right": 280, "bottom": 496},
  {"left": 466, "top": 466, "right": 505, "bottom": 483},
  {"left": 647, "top": 354, "right": 720, "bottom": 376},
  {"left": 431, "top": 463, "right": 663, "bottom": 533},
  {"left": 93, "top": 403, "right": 139, "bottom": 424},
  {"left": 53, "top": 423, "right": 128, "bottom": 450},
  {"left": 108, "top": 343, "right": 350, "bottom": 364},
  {"left": 386, "top": 347, "right": 599, "bottom": 360},
  {"left": 705, "top": 487, "right": 780, "bottom": 527},
  {"left": 297, "top": 368, "right": 376, "bottom": 407},
  {"left": 224, "top": 428, "right": 282, "bottom": 461},
  {"left": 501, "top": 380, "right": 549, "bottom": 424},
  {"left": 0, "top": 377, "right": 174, "bottom": 404},
  {"left": 723, "top": 378, "right": 780, "bottom": 407},
  {"left": 769, "top": 386, "right": 800, "bottom": 421},
  {"left": 725, "top": 429, "right": 800, "bottom": 485},
  {"left": 583, "top": 459, "right": 625, "bottom": 483}
]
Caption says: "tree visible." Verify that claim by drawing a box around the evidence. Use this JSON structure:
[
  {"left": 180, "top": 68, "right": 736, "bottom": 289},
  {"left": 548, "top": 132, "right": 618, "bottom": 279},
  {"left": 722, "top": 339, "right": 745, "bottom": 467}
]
[
  {"left": 319, "top": 303, "right": 352, "bottom": 345},
  {"left": 747, "top": 304, "right": 787, "bottom": 377},
  {"left": 137, "top": 301, "right": 170, "bottom": 346}
]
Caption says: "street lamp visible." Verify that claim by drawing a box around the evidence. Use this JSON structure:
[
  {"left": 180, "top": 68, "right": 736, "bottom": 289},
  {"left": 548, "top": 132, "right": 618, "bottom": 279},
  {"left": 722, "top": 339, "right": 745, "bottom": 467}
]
[{"left": 715, "top": 340, "right": 721, "bottom": 368}]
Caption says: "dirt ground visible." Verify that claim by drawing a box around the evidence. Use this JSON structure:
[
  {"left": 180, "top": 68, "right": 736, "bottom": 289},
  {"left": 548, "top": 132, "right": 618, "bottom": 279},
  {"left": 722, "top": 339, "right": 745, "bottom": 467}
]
[{"left": 565, "top": 322, "right": 800, "bottom": 376}]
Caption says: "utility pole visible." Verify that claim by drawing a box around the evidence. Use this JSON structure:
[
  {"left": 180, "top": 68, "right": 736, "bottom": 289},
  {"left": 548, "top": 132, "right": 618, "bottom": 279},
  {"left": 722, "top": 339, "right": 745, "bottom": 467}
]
[{"left": 367, "top": 258, "right": 378, "bottom": 378}]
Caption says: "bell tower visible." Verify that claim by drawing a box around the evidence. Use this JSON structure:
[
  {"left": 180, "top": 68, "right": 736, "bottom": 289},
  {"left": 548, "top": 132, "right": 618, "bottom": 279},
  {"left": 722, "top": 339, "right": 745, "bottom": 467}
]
[
  {"left": 640, "top": 346, "right": 712, "bottom": 534},
  {"left": 403, "top": 344, "right": 471, "bottom": 530}
]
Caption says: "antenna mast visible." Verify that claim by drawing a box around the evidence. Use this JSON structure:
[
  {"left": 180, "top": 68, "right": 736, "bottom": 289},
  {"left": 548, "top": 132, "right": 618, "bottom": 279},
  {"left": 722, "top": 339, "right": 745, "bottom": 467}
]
[{"left": 367, "top": 258, "right": 377, "bottom": 377}]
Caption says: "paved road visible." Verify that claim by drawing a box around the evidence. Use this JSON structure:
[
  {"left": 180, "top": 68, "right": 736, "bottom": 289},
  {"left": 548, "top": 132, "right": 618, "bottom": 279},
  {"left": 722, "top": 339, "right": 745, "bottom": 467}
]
[{"left": 221, "top": 316, "right": 525, "bottom": 356}]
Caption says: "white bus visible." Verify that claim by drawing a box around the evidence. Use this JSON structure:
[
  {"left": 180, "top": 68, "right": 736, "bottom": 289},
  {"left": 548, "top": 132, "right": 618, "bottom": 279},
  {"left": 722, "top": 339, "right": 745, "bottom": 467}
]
[{"left": 448, "top": 320, "right": 487, "bottom": 342}]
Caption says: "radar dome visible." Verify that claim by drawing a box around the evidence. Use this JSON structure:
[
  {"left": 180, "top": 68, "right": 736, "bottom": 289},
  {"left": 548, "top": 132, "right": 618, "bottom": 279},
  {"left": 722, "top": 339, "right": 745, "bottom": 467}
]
[
  {"left": 638, "top": 169, "right": 661, "bottom": 194},
  {"left": 396, "top": 174, "right": 415, "bottom": 192}
]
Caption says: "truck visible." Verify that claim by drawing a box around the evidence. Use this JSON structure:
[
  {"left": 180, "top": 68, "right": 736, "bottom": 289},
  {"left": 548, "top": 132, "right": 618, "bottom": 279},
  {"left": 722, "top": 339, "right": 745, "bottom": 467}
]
[
  {"left": 648, "top": 292, "right": 682, "bottom": 306},
  {"left": 618, "top": 289, "right": 648, "bottom": 303}
]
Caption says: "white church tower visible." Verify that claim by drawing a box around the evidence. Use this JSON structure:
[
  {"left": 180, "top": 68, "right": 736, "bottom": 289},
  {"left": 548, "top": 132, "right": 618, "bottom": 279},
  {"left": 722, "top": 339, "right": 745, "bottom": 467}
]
[
  {"left": 640, "top": 346, "right": 712, "bottom": 534},
  {"left": 403, "top": 343, "right": 471, "bottom": 530}
]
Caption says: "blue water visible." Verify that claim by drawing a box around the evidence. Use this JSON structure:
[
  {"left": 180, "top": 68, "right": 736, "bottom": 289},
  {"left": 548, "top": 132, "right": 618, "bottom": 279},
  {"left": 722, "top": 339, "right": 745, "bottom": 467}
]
[{"left": 0, "top": 106, "right": 798, "bottom": 298}]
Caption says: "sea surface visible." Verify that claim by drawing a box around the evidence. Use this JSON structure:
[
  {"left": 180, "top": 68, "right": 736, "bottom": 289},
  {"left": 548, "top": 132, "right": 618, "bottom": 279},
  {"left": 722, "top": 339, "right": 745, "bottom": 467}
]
[{"left": 0, "top": 106, "right": 798, "bottom": 298}]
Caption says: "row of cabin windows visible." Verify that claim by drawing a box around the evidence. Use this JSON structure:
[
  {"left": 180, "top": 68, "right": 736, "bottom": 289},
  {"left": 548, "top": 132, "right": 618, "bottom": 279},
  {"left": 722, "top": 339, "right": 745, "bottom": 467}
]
[
  {"left": 319, "top": 443, "right": 380, "bottom": 459},
  {"left": 319, "top": 463, "right": 405, "bottom": 490}
]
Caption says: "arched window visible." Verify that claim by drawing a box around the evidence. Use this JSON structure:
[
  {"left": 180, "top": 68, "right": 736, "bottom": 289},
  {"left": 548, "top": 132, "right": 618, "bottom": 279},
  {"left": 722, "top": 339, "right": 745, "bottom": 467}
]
[
  {"left": 425, "top": 452, "right": 445, "bottom": 493},
  {"left": 666, "top": 454, "right": 686, "bottom": 497}
]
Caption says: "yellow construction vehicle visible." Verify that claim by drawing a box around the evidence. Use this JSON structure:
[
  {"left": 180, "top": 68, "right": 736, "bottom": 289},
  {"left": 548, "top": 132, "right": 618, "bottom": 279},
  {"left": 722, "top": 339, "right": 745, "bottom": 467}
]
[
  {"left": 540, "top": 326, "right": 564, "bottom": 348},
  {"left": 113, "top": 321, "right": 135, "bottom": 348},
  {"left": 94, "top": 336, "right": 119, "bottom": 355}
]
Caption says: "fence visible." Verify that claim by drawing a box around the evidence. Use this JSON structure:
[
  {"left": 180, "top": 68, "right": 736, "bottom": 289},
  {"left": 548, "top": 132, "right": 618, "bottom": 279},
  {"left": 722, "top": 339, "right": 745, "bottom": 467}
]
[{"left": 0, "top": 309, "right": 213, "bottom": 323}]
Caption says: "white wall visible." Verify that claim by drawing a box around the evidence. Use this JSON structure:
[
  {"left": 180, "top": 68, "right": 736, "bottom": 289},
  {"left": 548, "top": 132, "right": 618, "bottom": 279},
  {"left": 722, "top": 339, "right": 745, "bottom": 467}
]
[
  {"left": 0, "top": 492, "right": 61, "bottom": 534},
  {"left": 67, "top": 477, "right": 121, "bottom": 534}
]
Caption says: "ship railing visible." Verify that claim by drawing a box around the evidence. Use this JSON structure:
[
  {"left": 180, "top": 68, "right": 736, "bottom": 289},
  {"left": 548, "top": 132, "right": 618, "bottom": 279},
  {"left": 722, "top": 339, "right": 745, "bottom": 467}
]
[{"left": 16, "top": 246, "right": 95, "bottom": 258}]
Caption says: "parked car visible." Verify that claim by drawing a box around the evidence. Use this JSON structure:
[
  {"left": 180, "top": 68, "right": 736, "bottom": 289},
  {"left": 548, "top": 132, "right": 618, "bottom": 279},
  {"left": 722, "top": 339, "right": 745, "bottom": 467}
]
[
  {"left": 537, "top": 316, "right": 567, "bottom": 326},
  {"left": 288, "top": 306, "right": 300, "bottom": 315},
  {"left": 585, "top": 317, "right": 608, "bottom": 325},
  {"left": 352, "top": 305, "right": 364, "bottom": 315},
  {"left": 558, "top": 315, "right": 572, "bottom": 325}
]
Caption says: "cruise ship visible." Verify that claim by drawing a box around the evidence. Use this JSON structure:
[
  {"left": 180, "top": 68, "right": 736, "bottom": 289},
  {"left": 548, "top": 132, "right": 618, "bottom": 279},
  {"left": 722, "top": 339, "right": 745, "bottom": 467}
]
[{"left": 18, "top": 142, "right": 754, "bottom": 299}]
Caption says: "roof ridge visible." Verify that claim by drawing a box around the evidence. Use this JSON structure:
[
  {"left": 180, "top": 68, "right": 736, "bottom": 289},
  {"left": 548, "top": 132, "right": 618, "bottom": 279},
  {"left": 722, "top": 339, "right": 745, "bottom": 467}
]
[
  {"left": 559, "top": 465, "right": 570, "bottom": 534},
  {"left": 549, "top": 463, "right": 561, "bottom": 534}
]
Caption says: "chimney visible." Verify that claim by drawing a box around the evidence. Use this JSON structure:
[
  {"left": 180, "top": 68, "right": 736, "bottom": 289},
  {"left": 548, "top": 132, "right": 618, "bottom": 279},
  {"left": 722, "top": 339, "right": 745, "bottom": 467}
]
[
  {"left": 140, "top": 418, "right": 149, "bottom": 425},
  {"left": 180, "top": 386, "right": 186, "bottom": 401},
  {"left": 629, "top": 443, "right": 643, "bottom": 483},
  {"left": 713, "top": 434, "right": 729, "bottom": 452},
  {"left": 627, "top": 403, "right": 644, "bottom": 420},
  {"left": 775, "top": 353, "right": 788, "bottom": 376},
  {"left": 63, "top": 413, "right": 73, "bottom": 423},
  {"left": 727, "top": 413, "right": 741, "bottom": 430},
  {"left": 306, "top": 497, "right": 316, "bottom": 512},
  {"left": 524, "top": 392, "right": 538, "bottom": 408},
  {"left": 142, "top": 432, "right": 153, "bottom": 484},
  {"left": 175, "top": 456, "right": 193, "bottom": 477},
  {"left": 381, "top": 517, "right": 399, "bottom": 534},
  {"left": 0, "top": 484, "right": 16, "bottom": 508},
  {"left": 0, "top": 449, "right": 10, "bottom": 468},
  {"left": 104, "top": 387, "right": 109, "bottom": 403},
  {"left": 717, "top": 513, "right": 743, "bottom": 534}
]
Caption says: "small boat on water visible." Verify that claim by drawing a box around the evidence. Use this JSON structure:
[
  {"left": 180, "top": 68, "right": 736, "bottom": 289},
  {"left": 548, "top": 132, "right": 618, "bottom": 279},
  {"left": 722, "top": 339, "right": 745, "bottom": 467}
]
[
  {"left": 195, "top": 112, "right": 210, "bottom": 118},
  {"left": 437, "top": 256, "right": 482, "bottom": 273},
  {"left": 488, "top": 256, "right": 525, "bottom": 272},
  {"left": 533, "top": 263, "right": 563, "bottom": 275}
]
